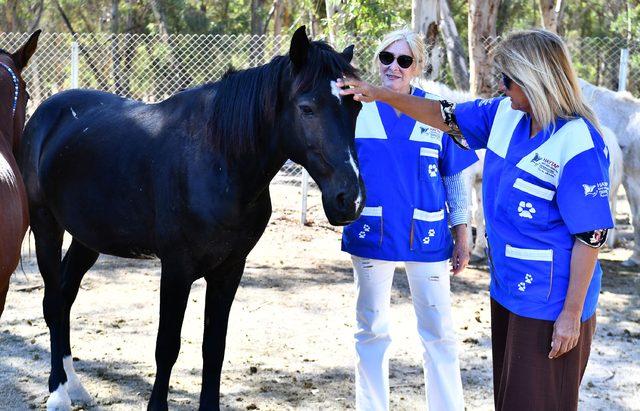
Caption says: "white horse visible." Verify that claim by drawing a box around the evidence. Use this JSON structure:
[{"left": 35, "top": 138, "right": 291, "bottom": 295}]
[
  {"left": 418, "top": 79, "right": 627, "bottom": 262},
  {"left": 581, "top": 79, "right": 640, "bottom": 266}
]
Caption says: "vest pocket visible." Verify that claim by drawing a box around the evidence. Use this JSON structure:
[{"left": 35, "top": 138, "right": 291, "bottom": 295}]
[
  {"left": 505, "top": 244, "right": 553, "bottom": 303},
  {"left": 419, "top": 147, "right": 440, "bottom": 182},
  {"left": 410, "top": 208, "right": 446, "bottom": 251},
  {"left": 344, "top": 206, "right": 384, "bottom": 248},
  {"left": 508, "top": 178, "right": 555, "bottom": 228}
]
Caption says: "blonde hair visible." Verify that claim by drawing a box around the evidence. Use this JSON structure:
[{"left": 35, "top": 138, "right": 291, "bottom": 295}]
[
  {"left": 371, "top": 28, "right": 426, "bottom": 77},
  {"left": 493, "top": 29, "right": 602, "bottom": 134}
]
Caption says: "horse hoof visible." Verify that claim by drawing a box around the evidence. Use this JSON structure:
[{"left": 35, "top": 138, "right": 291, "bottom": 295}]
[
  {"left": 62, "top": 356, "right": 93, "bottom": 404},
  {"left": 67, "top": 379, "right": 93, "bottom": 403},
  {"left": 46, "top": 383, "right": 72, "bottom": 411}
]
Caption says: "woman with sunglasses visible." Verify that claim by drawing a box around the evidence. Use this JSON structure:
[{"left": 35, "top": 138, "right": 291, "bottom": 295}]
[
  {"left": 339, "top": 29, "right": 613, "bottom": 410},
  {"left": 341, "top": 28, "right": 478, "bottom": 411}
]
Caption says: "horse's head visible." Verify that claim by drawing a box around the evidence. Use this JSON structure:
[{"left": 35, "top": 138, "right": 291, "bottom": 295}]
[
  {"left": 281, "top": 27, "right": 365, "bottom": 226},
  {"left": 0, "top": 30, "right": 40, "bottom": 154}
]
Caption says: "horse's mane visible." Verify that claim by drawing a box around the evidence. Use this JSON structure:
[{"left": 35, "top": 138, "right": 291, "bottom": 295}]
[{"left": 207, "top": 40, "right": 358, "bottom": 159}]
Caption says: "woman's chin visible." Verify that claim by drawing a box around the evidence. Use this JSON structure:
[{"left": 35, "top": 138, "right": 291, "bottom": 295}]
[{"left": 382, "top": 81, "right": 407, "bottom": 93}]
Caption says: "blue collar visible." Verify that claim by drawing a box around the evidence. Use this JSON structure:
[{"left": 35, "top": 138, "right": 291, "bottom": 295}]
[{"left": 0, "top": 62, "right": 20, "bottom": 118}]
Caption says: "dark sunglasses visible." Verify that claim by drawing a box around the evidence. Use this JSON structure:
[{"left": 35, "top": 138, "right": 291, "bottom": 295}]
[
  {"left": 378, "top": 51, "right": 414, "bottom": 69},
  {"left": 501, "top": 72, "right": 513, "bottom": 90}
]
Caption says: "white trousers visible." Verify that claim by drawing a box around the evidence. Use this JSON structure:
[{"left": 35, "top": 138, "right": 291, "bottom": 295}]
[{"left": 352, "top": 256, "right": 464, "bottom": 411}]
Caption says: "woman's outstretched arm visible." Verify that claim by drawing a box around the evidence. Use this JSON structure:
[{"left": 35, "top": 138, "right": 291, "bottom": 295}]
[{"left": 337, "top": 77, "right": 448, "bottom": 131}]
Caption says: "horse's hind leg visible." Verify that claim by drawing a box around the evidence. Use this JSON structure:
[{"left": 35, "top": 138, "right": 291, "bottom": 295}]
[
  {"left": 199, "top": 260, "right": 244, "bottom": 410},
  {"left": 30, "top": 206, "right": 70, "bottom": 410},
  {"left": 59, "top": 239, "right": 99, "bottom": 403}
]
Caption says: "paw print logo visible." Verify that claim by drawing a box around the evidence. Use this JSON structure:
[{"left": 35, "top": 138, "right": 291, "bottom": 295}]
[
  {"left": 525, "top": 273, "right": 533, "bottom": 284},
  {"left": 358, "top": 231, "right": 366, "bottom": 239},
  {"left": 428, "top": 164, "right": 438, "bottom": 178},
  {"left": 428, "top": 229, "right": 436, "bottom": 237},
  {"left": 422, "top": 237, "right": 431, "bottom": 244},
  {"left": 517, "top": 282, "right": 526, "bottom": 292},
  {"left": 363, "top": 224, "right": 370, "bottom": 232},
  {"left": 517, "top": 201, "right": 536, "bottom": 219}
]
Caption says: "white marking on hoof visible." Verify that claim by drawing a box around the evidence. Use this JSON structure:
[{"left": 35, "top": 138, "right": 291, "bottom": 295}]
[
  {"left": 46, "top": 383, "right": 71, "bottom": 411},
  {"left": 330, "top": 80, "right": 342, "bottom": 104},
  {"left": 62, "top": 356, "right": 93, "bottom": 403}
]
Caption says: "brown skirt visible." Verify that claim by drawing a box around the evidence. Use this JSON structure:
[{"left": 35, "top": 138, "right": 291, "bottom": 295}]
[{"left": 490, "top": 298, "right": 596, "bottom": 411}]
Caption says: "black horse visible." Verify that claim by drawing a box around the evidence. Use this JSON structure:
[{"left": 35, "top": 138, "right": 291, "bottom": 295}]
[{"left": 20, "top": 27, "right": 364, "bottom": 410}]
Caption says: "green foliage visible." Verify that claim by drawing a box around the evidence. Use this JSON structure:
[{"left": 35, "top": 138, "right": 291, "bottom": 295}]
[{"left": 327, "top": 0, "right": 411, "bottom": 39}]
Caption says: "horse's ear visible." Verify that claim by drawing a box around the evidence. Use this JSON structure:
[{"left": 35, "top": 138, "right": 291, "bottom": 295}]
[
  {"left": 342, "top": 45, "right": 354, "bottom": 63},
  {"left": 289, "top": 26, "right": 310, "bottom": 71},
  {"left": 12, "top": 29, "right": 41, "bottom": 72}
]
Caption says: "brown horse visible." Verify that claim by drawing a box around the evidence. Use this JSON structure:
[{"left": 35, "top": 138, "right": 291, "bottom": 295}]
[{"left": 0, "top": 30, "right": 40, "bottom": 318}]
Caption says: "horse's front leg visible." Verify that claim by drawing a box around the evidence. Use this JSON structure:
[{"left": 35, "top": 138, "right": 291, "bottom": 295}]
[
  {"left": 148, "top": 257, "right": 195, "bottom": 411},
  {"left": 199, "top": 260, "right": 245, "bottom": 410}
]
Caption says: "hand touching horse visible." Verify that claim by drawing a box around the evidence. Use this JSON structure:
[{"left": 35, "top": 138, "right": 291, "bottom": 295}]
[{"left": 0, "top": 30, "right": 40, "bottom": 318}]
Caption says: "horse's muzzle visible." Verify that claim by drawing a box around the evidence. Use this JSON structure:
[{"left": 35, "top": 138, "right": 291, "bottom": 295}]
[{"left": 322, "top": 179, "right": 366, "bottom": 226}]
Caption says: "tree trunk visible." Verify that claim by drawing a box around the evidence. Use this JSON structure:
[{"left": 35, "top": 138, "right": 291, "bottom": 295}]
[
  {"left": 149, "top": 0, "right": 169, "bottom": 37},
  {"left": 439, "top": 0, "right": 469, "bottom": 90},
  {"left": 111, "top": 0, "right": 123, "bottom": 95},
  {"left": 5, "top": 0, "right": 21, "bottom": 31},
  {"left": 325, "top": 0, "right": 341, "bottom": 45},
  {"left": 149, "top": 0, "right": 188, "bottom": 95},
  {"left": 220, "top": 0, "right": 230, "bottom": 30},
  {"left": 308, "top": 9, "right": 320, "bottom": 38},
  {"left": 412, "top": 0, "right": 442, "bottom": 80},
  {"left": 250, "top": 0, "right": 267, "bottom": 67},
  {"left": 28, "top": 0, "right": 45, "bottom": 32},
  {"left": 538, "top": 0, "right": 564, "bottom": 33},
  {"left": 251, "top": 0, "right": 265, "bottom": 35},
  {"left": 116, "top": 0, "right": 136, "bottom": 98},
  {"left": 468, "top": 0, "right": 500, "bottom": 97},
  {"left": 273, "top": 0, "right": 285, "bottom": 54}
]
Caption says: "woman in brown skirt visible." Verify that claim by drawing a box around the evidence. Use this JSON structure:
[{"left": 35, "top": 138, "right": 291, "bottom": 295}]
[{"left": 338, "top": 29, "right": 614, "bottom": 410}]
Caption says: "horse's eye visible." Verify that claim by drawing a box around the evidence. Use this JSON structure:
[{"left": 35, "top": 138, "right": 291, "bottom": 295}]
[{"left": 299, "top": 105, "right": 314, "bottom": 116}]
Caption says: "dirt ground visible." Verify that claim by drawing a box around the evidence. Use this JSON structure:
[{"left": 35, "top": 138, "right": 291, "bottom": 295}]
[{"left": 1, "top": 183, "right": 638, "bottom": 411}]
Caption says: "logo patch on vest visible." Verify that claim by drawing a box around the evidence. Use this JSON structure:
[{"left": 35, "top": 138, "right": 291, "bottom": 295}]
[
  {"left": 530, "top": 152, "right": 560, "bottom": 179},
  {"left": 583, "top": 182, "right": 609, "bottom": 198},
  {"left": 411, "top": 125, "right": 442, "bottom": 144}
]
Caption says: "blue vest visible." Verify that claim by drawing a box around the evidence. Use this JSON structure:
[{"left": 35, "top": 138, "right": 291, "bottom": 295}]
[
  {"left": 455, "top": 97, "right": 614, "bottom": 321},
  {"left": 342, "top": 88, "right": 478, "bottom": 262}
]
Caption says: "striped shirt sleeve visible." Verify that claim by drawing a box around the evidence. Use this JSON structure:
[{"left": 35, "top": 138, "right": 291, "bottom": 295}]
[{"left": 443, "top": 171, "right": 469, "bottom": 227}]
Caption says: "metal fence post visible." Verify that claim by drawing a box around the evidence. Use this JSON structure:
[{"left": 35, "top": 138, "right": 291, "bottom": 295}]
[
  {"left": 618, "top": 48, "right": 629, "bottom": 92},
  {"left": 71, "top": 41, "right": 79, "bottom": 89},
  {"left": 301, "top": 169, "right": 309, "bottom": 225}
]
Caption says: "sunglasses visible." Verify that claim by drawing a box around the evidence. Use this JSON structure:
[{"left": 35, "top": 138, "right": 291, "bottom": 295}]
[
  {"left": 501, "top": 72, "right": 513, "bottom": 90},
  {"left": 378, "top": 51, "right": 414, "bottom": 69}
]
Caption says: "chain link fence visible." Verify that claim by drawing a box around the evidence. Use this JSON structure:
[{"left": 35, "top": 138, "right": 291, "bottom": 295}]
[{"left": 1, "top": 31, "right": 638, "bottom": 187}]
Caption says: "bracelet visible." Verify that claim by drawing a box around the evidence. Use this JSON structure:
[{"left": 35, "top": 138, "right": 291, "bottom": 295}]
[{"left": 439, "top": 100, "right": 469, "bottom": 150}]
